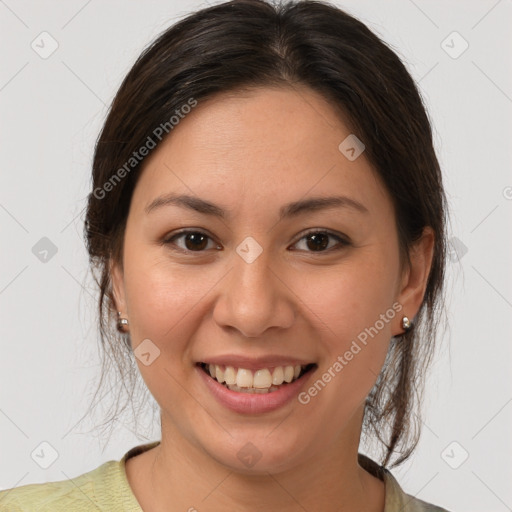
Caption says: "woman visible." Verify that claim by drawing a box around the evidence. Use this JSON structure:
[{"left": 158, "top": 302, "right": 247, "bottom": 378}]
[{"left": 0, "top": 0, "right": 451, "bottom": 510}]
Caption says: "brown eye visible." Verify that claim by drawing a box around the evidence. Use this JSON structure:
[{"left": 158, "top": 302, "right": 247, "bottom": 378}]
[
  {"left": 291, "top": 230, "right": 350, "bottom": 253},
  {"left": 182, "top": 232, "right": 209, "bottom": 251},
  {"left": 164, "top": 230, "right": 219, "bottom": 252},
  {"left": 163, "top": 229, "right": 350, "bottom": 254},
  {"left": 305, "top": 232, "right": 329, "bottom": 251}
]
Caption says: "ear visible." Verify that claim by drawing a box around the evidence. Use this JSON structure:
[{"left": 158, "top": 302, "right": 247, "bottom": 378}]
[
  {"left": 393, "top": 226, "right": 435, "bottom": 335},
  {"left": 110, "top": 258, "right": 127, "bottom": 315}
]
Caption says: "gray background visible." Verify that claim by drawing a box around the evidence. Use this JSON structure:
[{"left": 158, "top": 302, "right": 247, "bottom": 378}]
[{"left": 1, "top": 1, "right": 511, "bottom": 511}]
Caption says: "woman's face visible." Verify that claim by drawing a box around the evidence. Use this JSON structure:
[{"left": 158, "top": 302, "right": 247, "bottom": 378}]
[{"left": 112, "top": 86, "right": 428, "bottom": 473}]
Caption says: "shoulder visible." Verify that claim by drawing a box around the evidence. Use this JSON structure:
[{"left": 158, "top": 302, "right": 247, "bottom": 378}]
[
  {"left": 358, "top": 453, "right": 452, "bottom": 512},
  {"left": 0, "top": 460, "right": 129, "bottom": 512},
  {"left": 382, "top": 469, "right": 452, "bottom": 512},
  {"left": 400, "top": 492, "right": 453, "bottom": 512}
]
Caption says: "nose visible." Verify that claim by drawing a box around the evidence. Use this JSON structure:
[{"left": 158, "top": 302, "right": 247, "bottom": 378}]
[{"left": 212, "top": 246, "right": 296, "bottom": 338}]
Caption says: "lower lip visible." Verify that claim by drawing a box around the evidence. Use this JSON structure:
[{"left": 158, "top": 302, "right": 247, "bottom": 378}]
[{"left": 196, "top": 365, "right": 315, "bottom": 414}]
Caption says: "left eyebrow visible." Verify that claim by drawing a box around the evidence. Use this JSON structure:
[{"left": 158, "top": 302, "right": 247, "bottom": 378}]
[
  {"left": 144, "top": 193, "right": 369, "bottom": 219},
  {"left": 279, "top": 195, "right": 369, "bottom": 219}
]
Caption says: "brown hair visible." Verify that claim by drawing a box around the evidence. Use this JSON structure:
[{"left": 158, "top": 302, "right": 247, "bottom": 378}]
[{"left": 83, "top": 0, "right": 447, "bottom": 468}]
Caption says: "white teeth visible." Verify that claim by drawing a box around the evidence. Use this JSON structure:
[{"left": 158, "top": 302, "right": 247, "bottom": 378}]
[
  {"left": 224, "top": 366, "right": 236, "bottom": 385},
  {"left": 236, "top": 368, "right": 253, "bottom": 388},
  {"left": 224, "top": 384, "right": 281, "bottom": 394},
  {"left": 253, "top": 369, "right": 272, "bottom": 388},
  {"left": 205, "top": 363, "right": 310, "bottom": 390},
  {"left": 283, "top": 365, "right": 294, "bottom": 383},
  {"left": 272, "top": 366, "right": 284, "bottom": 385},
  {"left": 215, "top": 365, "right": 225, "bottom": 384}
]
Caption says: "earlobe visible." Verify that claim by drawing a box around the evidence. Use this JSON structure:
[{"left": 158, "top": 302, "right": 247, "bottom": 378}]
[
  {"left": 110, "top": 259, "right": 131, "bottom": 334},
  {"left": 394, "top": 227, "right": 435, "bottom": 335}
]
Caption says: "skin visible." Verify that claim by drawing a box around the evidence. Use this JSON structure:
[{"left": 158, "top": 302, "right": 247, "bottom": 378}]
[{"left": 111, "top": 85, "right": 434, "bottom": 512}]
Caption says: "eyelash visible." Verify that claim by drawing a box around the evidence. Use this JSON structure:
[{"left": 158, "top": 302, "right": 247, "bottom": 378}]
[{"left": 162, "top": 228, "right": 351, "bottom": 254}]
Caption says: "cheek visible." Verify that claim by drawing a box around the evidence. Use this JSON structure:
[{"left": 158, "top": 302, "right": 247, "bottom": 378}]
[
  {"left": 302, "top": 251, "right": 399, "bottom": 384},
  {"left": 294, "top": 271, "right": 398, "bottom": 425},
  {"left": 122, "top": 249, "right": 201, "bottom": 347},
  {"left": 306, "top": 257, "right": 398, "bottom": 340},
  {"left": 121, "top": 251, "right": 211, "bottom": 400}
]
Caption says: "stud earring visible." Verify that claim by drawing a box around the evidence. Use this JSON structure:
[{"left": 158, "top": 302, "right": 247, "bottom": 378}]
[
  {"left": 401, "top": 316, "right": 412, "bottom": 331},
  {"left": 117, "top": 311, "right": 129, "bottom": 332}
]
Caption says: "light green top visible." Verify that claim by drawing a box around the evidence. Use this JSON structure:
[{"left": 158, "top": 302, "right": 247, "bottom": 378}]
[{"left": 0, "top": 441, "right": 451, "bottom": 511}]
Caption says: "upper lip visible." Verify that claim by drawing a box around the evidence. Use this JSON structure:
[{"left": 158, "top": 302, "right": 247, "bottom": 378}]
[{"left": 198, "top": 355, "right": 316, "bottom": 371}]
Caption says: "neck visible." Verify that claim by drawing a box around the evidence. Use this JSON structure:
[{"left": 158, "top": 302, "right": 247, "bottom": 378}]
[{"left": 131, "top": 405, "right": 385, "bottom": 512}]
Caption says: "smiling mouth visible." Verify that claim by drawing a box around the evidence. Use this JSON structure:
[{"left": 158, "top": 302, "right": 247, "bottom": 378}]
[{"left": 197, "top": 362, "right": 317, "bottom": 394}]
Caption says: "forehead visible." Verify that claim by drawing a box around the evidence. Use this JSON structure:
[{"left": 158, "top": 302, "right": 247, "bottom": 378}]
[
  {"left": 168, "top": 85, "right": 352, "bottom": 157},
  {"left": 130, "top": 86, "right": 391, "bottom": 218}
]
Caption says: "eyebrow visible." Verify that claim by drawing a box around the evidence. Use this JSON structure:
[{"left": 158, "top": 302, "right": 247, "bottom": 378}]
[{"left": 144, "top": 193, "right": 369, "bottom": 220}]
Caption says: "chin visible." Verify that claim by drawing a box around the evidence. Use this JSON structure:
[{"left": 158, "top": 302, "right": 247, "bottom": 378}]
[{"left": 202, "top": 428, "right": 311, "bottom": 475}]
